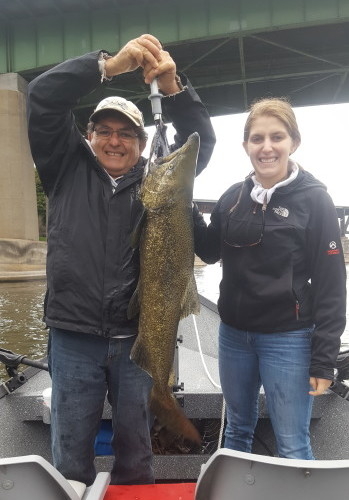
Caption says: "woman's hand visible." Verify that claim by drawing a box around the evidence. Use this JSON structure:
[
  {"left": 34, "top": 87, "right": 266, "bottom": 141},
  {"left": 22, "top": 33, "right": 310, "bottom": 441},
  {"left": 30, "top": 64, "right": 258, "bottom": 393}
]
[{"left": 309, "top": 377, "right": 332, "bottom": 396}]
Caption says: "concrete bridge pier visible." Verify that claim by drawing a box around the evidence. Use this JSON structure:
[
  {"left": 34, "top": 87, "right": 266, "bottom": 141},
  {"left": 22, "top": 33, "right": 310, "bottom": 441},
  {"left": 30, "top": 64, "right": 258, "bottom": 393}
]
[{"left": 0, "top": 73, "right": 46, "bottom": 279}]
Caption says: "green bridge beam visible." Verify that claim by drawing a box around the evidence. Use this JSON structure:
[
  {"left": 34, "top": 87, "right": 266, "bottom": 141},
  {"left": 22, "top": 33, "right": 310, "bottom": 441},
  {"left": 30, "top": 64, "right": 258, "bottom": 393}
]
[
  {"left": 1, "top": 0, "right": 349, "bottom": 123},
  {"left": 1, "top": 0, "right": 349, "bottom": 74}
]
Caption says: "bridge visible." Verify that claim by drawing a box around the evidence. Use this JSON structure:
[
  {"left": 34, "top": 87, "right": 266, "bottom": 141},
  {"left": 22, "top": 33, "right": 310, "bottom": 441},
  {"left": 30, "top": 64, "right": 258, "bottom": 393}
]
[
  {"left": 0, "top": 0, "right": 348, "bottom": 244},
  {"left": 1, "top": 0, "right": 349, "bottom": 126},
  {"left": 195, "top": 200, "right": 349, "bottom": 238}
]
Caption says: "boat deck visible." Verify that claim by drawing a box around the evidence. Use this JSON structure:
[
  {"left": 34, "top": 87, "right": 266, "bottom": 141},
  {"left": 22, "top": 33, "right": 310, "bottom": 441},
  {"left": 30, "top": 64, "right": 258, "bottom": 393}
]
[{"left": 2, "top": 294, "right": 349, "bottom": 488}]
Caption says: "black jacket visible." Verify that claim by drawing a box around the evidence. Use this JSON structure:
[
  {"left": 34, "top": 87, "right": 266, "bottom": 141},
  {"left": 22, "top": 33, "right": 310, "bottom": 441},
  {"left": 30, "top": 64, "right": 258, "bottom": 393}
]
[
  {"left": 27, "top": 51, "right": 216, "bottom": 337},
  {"left": 194, "top": 168, "right": 347, "bottom": 379}
]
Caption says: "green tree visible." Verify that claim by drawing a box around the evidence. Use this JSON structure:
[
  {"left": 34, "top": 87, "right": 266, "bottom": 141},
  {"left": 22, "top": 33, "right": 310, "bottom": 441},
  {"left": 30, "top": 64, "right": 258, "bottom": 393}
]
[{"left": 35, "top": 168, "right": 46, "bottom": 238}]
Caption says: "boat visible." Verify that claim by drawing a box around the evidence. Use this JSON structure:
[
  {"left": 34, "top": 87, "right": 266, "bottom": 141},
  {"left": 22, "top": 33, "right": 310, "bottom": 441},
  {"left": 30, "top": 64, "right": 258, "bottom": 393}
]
[{"left": 1, "top": 294, "right": 349, "bottom": 499}]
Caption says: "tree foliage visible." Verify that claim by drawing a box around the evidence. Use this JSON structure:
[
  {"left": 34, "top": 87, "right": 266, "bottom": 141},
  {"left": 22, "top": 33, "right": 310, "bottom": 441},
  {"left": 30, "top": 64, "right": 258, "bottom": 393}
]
[{"left": 35, "top": 168, "right": 46, "bottom": 236}]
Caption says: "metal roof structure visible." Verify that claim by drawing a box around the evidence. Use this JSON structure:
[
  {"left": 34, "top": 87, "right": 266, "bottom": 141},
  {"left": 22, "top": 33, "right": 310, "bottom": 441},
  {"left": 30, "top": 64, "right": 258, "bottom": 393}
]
[{"left": 1, "top": 0, "right": 349, "bottom": 126}]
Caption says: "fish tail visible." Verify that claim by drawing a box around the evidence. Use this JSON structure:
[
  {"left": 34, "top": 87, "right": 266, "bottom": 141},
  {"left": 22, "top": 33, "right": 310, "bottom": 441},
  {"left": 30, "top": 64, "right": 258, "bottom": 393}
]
[{"left": 150, "top": 386, "right": 201, "bottom": 444}]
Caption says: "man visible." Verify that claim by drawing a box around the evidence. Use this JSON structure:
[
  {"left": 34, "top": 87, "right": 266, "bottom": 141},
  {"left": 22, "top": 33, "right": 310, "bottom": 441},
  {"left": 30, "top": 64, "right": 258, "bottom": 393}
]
[{"left": 27, "top": 34, "right": 215, "bottom": 486}]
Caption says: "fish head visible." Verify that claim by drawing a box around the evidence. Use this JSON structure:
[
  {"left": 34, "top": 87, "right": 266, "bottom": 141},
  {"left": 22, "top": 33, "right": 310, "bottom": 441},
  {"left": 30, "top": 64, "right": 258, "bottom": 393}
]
[{"left": 141, "top": 132, "right": 200, "bottom": 211}]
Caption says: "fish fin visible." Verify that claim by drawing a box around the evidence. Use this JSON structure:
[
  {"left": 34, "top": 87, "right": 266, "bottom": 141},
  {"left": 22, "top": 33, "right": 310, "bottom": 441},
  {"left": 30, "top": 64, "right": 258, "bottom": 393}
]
[
  {"left": 130, "top": 335, "right": 152, "bottom": 376},
  {"left": 168, "top": 369, "right": 176, "bottom": 387},
  {"left": 130, "top": 209, "right": 146, "bottom": 248},
  {"left": 127, "top": 283, "right": 141, "bottom": 319},
  {"left": 150, "top": 386, "right": 201, "bottom": 444},
  {"left": 180, "top": 273, "right": 200, "bottom": 320}
]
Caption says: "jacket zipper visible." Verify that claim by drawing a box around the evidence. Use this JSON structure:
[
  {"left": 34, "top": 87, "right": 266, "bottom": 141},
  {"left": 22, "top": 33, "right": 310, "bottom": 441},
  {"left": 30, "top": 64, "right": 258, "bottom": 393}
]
[
  {"left": 292, "top": 290, "right": 300, "bottom": 320},
  {"left": 295, "top": 300, "right": 300, "bottom": 320}
]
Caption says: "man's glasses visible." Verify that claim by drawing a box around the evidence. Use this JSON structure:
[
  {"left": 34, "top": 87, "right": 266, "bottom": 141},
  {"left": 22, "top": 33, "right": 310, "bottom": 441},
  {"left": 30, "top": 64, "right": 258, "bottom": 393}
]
[
  {"left": 224, "top": 177, "right": 266, "bottom": 248},
  {"left": 94, "top": 127, "right": 139, "bottom": 141}
]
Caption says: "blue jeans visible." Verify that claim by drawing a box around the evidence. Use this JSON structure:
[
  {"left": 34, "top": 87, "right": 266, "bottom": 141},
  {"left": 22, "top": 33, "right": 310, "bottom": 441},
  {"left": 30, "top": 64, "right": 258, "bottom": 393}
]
[
  {"left": 48, "top": 328, "right": 154, "bottom": 486},
  {"left": 219, "top": 322, "right": 314, "bottom": 459}
]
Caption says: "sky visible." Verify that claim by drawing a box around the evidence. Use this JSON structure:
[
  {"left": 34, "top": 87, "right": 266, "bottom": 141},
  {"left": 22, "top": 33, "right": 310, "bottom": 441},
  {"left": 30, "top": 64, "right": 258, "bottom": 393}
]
[{"left": 144, "top": 102, "right": 349, "bottom": 207}]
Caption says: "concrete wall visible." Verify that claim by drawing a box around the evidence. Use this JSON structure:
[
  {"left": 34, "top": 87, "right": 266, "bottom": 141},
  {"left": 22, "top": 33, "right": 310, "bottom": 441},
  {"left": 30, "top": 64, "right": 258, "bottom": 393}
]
[
  {"left": 0, "top": 73, "right": 39, "bottom": 240},
  {"left": 0, "top": 238, "right": 46, "bottom": 271}
]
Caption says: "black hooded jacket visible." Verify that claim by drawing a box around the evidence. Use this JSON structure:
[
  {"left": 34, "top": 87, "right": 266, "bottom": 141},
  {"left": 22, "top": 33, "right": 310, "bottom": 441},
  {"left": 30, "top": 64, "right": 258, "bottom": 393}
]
[
  {"left": 193, "top": 168, "right": 347, "bottom": 379},
  {"left": 27, "top": 51, "right": 216, "bottom": 337}
]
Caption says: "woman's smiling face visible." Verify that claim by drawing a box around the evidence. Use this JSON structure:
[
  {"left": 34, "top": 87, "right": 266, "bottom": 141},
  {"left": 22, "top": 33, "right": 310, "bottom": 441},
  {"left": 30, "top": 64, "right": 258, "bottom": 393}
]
[{"left": 243, "top": 115, "right": 297, "bottom": 188}]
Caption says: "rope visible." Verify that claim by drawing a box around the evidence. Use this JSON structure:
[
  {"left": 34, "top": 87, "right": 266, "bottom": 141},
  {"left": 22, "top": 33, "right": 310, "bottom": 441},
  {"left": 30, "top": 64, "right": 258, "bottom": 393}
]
[
  {"left": 192, "top": 314, "right": 220, "bottom": 389},
  {"left": 191, "top": 314, "right": 225, "bottom": 449}
]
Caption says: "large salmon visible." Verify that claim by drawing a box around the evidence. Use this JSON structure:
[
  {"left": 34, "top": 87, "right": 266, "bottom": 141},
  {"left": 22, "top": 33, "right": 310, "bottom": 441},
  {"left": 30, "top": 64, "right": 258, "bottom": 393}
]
[{"left": 128, "top": 132, "right": 201, "bottom": 443}]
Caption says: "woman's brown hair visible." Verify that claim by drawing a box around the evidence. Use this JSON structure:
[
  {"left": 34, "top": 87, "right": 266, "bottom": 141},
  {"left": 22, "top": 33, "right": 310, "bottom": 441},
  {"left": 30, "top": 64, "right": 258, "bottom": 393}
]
[{"left": 243, "top": 97, "right": 301, "bottom": 147}]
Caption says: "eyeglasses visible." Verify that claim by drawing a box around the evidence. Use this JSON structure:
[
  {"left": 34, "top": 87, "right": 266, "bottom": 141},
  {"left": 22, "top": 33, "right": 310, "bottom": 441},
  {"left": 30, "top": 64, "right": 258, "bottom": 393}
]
[
  {"left": 93, "top": 127, "right": 139, "bottom": 141},
  {"left": 224, "top": 177, "right": 266, "bottom": 248}
]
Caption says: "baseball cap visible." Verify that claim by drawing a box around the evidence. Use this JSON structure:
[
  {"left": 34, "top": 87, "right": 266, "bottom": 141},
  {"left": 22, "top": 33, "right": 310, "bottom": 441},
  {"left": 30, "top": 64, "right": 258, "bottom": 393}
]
[{"left": 89, "top": 96, "right": 145, "bottom": 128}]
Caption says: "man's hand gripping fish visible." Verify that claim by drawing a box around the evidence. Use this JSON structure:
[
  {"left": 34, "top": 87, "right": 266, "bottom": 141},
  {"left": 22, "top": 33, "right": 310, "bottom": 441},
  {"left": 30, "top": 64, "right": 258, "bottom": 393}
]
[{"left": 128, "top": 132, "right": 201, "bottom": 443}]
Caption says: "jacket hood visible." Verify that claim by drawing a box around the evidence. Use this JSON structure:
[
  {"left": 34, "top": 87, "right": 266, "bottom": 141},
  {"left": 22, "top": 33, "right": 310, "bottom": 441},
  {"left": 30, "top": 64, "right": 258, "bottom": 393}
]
[
  {"left": 273, "top": 167, "right": 327, "bottom": 195},
  {"left": 244, "top": 166, "right": 327, "bottom": 198}
]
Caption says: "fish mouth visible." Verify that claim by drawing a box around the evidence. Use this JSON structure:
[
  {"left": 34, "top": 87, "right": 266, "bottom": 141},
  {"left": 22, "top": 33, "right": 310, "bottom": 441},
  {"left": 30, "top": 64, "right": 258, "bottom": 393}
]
[{"left": 187, "top": 132, "right": 200, "bottom": 146}]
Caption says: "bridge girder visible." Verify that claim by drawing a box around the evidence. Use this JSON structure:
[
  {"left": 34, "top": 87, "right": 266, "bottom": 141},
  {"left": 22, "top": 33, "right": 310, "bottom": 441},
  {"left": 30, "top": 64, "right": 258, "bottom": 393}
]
[{"left": 1, "top": 0, "right": 349, "bottom": 125}]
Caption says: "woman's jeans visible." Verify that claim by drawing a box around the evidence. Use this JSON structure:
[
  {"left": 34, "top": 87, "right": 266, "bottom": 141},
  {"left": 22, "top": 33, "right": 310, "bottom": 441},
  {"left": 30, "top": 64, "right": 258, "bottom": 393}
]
[
  {"left": 48, "top": 327, "right": 154, "bottom": 486},
  {"left": 219, "top": 322, "right": 314, "bottom": 459}
]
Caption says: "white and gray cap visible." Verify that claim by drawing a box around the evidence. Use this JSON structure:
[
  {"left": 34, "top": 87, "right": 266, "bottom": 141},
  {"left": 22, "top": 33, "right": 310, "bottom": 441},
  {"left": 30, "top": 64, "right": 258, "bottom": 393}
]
[{"left": 89, "top": 96, "right": 145, "bottom": 129}]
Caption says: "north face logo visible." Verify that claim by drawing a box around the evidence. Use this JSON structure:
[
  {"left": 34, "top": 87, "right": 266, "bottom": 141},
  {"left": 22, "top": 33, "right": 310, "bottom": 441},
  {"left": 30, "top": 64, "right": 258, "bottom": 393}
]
[{"left": 272, "top": 206, "right": 289, "bottom": 218}]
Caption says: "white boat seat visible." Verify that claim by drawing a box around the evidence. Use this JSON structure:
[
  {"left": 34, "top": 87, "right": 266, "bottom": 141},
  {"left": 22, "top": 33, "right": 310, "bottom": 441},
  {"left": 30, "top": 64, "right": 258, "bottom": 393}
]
[
  {"left": 0, "top": 455, "right": 110, "bottom": 500},
  {"left": 195, "top": 448, "right": 349, "bottom": 500},
  {"left": 68, "top": 480, "right": 87, "bottom": 498}
]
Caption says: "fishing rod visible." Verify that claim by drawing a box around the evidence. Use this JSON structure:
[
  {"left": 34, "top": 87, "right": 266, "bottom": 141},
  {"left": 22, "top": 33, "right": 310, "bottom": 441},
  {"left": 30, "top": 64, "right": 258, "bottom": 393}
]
[
  {"left": 0, "top": 347, "right": 48, "bottom": 371},
  {"left": 0, "top": 347, "right": 48, "bottom": 398}
]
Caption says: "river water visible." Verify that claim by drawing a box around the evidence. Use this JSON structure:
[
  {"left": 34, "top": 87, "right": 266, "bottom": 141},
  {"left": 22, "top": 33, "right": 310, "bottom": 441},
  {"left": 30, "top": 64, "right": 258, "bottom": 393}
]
[{"left": 1, "top": 264, "right": 348, "bottom": 382}]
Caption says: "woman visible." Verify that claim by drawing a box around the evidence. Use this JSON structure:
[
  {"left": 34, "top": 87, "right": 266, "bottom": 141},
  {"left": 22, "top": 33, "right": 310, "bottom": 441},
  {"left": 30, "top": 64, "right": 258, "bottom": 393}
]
[{"left": 193, "top": 97, "right": 347, "bottom": 459}]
